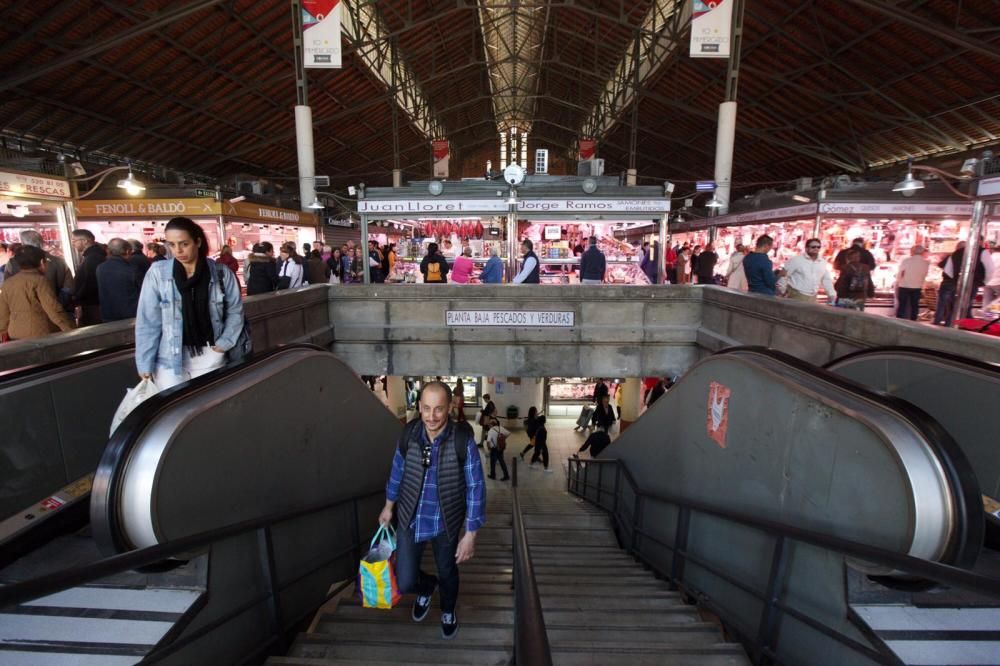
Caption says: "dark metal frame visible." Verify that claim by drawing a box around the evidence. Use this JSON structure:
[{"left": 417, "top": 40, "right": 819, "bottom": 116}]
[
  {"left": 510, "top": 457, "right": 554, "bottom": 666},
  {"left": 567, "top": 456, "right": 1000, "bottom": 666},
  {"left": 0, "top": 486, "right": 382, "bottom": 663}
]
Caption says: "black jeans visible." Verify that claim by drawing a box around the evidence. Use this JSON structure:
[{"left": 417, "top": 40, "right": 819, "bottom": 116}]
[
  {"left": 530, "top": 441, "right": 549, "bottom": 468},
  {"left": 896, "top": 287, "right": 922, "bottom": 320},
  {"left": 488, "top": 447, "right": 509, "bottom": 479},
  {"left": 394, "top": 525, "right": 460, "bottom": 614}
]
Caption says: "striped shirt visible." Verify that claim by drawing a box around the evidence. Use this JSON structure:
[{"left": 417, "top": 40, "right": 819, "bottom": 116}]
[{"left": 386, "top": 423, "right": 486, "bottom": 542}]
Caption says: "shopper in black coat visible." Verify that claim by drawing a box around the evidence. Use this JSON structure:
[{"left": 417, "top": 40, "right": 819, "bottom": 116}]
[{"left": 245, "top": 244, "right": 278, "bottom": 295}]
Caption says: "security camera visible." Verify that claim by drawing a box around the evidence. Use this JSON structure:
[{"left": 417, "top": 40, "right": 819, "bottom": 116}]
[{"left": 228, "top": 195, "right": 246, "bottom": 203}]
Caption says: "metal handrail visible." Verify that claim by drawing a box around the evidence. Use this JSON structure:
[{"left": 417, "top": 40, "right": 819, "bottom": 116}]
[
  {"left": 0, "top": 487, "right": 382, "bottom": 608},
  {"left": 567, "top": 456, "right": 1000, "bottom": 663},
  {"left": 510, "top": 457, "right": 553, "bottom": 666}
]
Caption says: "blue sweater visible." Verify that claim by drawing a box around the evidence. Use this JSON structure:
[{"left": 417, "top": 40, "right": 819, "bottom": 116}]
[
  {"left": 743, "top": 251, "right": 777, "bottom": 295},
  {"left": 480, "top": 255, "right": 504, "bottom": 283}
]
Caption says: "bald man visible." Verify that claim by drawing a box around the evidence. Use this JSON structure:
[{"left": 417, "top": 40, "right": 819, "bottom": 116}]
[
  {"left": 380, "top": 381, "right": 485, "bottom": 640},
  {"left": 96, "top": 237, "right": 140, "bottom": 322}
]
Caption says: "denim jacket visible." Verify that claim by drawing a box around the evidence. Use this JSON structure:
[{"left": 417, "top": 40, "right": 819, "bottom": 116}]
[{"left": 135, "top": 258, "right": 244, "bottom": 375}]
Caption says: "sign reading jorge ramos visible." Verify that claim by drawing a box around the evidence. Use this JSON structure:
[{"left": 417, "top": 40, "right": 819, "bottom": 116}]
[{"left": 446, "top": 310, "right": 575, "bottom": 327}]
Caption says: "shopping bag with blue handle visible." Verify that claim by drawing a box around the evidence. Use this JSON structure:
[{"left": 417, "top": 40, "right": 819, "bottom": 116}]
[{"left": 357, "top": 524, "right": 401, "bottom": 609}]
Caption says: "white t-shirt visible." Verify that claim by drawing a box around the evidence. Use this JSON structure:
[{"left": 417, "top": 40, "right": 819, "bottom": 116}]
[
  {"left": 896, "top": 255, "right": 930, "bottom": 289},
  {"left": 486, "top": 425, "right": 510, "bottom": 449}
]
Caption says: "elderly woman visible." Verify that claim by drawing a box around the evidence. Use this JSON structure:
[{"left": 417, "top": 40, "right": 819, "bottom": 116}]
[
  {"left": 480, "top": 246, "right": 504, "bottom": 284},
  {"left": 0, "top": 246, "right": 74, "bottom": 341},
  {"left": 451, "top": 246, "right": 475, "bottom": 284},
  {"left": 135, "top": 217, "right": 243, "bottom": 390}
]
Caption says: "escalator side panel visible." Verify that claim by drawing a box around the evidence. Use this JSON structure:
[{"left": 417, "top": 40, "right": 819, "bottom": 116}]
[
  {"left": 0, "top": 351, "right": 135, "bottom": 518},
  {"left": 829, "top": 352, "right": 1000, "bottom": 500}
]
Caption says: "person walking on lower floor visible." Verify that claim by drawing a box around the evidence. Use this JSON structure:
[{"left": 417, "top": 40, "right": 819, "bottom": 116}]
[
  {"left": 378, "top": 382, "right": 485, "bottom": 640},
  {"left": 895, "top": 245, "right": 930, "bottom": 320},
  {"left": 485, "top": 418, "right": 510, "bottom": 481},
  {"left": 529, "top": 415, "right": 551, "bottom": 473},
  {"left": 519, "top": 406, "right": 540, "bottom": 460}
]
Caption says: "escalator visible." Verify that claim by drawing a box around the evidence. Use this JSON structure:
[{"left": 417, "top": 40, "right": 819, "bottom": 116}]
[
  {"left": 2, "top": 344, "right": 997, "bottom": 665},
  {"left": 0, "top": 345, "right": 137, "bottom": 568},
  {"left": 1, "top": 345, "right": 402, "bottom": 664}
]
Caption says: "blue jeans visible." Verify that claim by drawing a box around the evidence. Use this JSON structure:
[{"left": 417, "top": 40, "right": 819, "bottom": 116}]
[
  {"left": 394, "top": 525, "right": 460, "bottom": 613},
  {"left": 896, "top": 287, "right": 922, "bottom": 320},
  {"left": 934, "top": 281, "right": 956, "bottom": 325}
]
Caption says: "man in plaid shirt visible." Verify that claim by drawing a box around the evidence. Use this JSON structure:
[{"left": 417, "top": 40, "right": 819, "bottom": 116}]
[{"left": 380, "top": 381, "right": 485, "bottom": 639}]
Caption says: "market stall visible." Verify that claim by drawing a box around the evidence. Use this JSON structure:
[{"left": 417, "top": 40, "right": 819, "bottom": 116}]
[
  {"left": 76, "top": 193, "right": 317, "bottom": 284},
  {"left": 0, "top": 168, "right": 76, "bottom": 271},
  {"left": 669, "top": 185, "right": 976, "bottom": 295}
]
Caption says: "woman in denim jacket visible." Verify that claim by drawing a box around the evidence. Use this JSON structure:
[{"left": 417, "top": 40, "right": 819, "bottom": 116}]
[{"left": 135, "top": 217, "right": 243, "bottom": 390}]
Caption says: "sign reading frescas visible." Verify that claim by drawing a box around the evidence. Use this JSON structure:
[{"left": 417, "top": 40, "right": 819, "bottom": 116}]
[{"left": 446, "top": 310, "right": 575, "bottom": 327}]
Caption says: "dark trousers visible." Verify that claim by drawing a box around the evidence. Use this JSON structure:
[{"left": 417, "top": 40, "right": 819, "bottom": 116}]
[
  {"left": 488, "top": 448, "right": 509, "bottom": 479},
  {"left": 530, "top": 441, "right": 549, "bottom": 468},
  {"left": 896, "top": 287, "right": 922, "bottom": 320},
  {"left": 78, "top": 305, "right": 102, "bottom": 327},
  {"left": 934, "top": 281, "right": 957, "bottom": 325},
  {"left": 394, "top": 525, "right": 460, "bottom": 614}
]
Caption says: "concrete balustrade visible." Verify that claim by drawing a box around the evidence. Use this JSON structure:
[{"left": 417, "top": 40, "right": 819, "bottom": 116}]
[{"left": 2, "top": 283, "right": 997, "bottom": 375}]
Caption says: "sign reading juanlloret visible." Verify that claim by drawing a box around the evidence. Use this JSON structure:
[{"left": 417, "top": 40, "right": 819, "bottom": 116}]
[{"left": 446, "top": 310, "right": 575, "bottom": 327}]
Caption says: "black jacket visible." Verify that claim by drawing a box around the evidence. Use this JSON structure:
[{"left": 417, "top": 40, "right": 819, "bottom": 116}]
[
  {"left": 696, "top": 251, "right": 718, "bottom": 279},
  {"left": 834, "top": 246, "right": 876, "bottom": 272},
  {"left": 594, "top": 402, "right": 616, "bottom": 430},
  {"left": 72, "top": 244, "right": 107, "bottom": 307},
  {"left": 96, "top": 256, "right": 140, "bottom": 321},
  {"left": 245, "top": 254, "right": 278, "bottom": 295},
  {"left": 420, "top": 253, "right": 450, "bottom": 283},
  {"left": 579, "top": 246, "right": 606, "bottom": 281},
  {"left": 129, "top": 252, "right": 151, "bottom": 283}
]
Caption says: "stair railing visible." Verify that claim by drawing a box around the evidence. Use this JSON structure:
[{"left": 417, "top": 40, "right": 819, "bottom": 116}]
[
  {"left": 567, "top": 456, "right": 1000, "bottom": 665},
  {"left": 510, "top": 457, "right": 554, "bottom": 665}
]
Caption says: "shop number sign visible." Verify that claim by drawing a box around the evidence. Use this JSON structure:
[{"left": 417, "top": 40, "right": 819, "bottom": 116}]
[{"left": 446, "top": 310, "right": 575, "bottom": 327}]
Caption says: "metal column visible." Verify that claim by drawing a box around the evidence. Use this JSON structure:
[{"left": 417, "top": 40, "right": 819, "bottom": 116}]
[
  {"left": 953, "top": 197, "right": 986, "bottom": 326},
  {"left": 291, "top": 0, "right": 316, "bottom": 213},
  {"left": 361, "top": 213, "right": 371, "bottom": 284},
  {"left": 506, "top": 192, "right": 518, "bottom": 281},
  {"left": 657, "top": 213, "right": 668, "bottom": 284},
  {"left": 713, "top": 0, "right": 745, "bottom": 216}
]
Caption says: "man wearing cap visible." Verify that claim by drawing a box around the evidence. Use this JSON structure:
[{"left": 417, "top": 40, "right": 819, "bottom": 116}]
[{"left": 895, "top": 245, "right": 930, "bottom": 320}]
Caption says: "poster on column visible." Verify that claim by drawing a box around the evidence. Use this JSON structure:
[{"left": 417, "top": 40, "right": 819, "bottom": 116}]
[
  {"left": 578, "top": 138, "right": 597, "bottom": 162},
  {"left": 303, "top": 1, "right": 342, "bottom": 68},
  {"left": 432, "top": 139, "right": 450, "bottom": 178},
  {"left": 689, "top": 0, "right": 732, "bottom": 58}
]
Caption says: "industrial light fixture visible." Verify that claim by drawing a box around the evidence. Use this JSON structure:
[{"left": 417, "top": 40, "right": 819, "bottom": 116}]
[
  {"left": 792, "top": 194, "right": 811, "bottom": 203},
  {"left": 116, "top": 167, "right": 146, "bottom": 196},
  {"left": 705, "top": 196, "right": 723, "bottom": 208},
  {"left": 308, "top": 197, "right": 324, "bottom": 210},
  {"left": 892, "top": 160, "right": 924, "bottom": 193}
]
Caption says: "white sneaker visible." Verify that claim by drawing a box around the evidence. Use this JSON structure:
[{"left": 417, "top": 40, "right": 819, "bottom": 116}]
[{"left": 543, "top": 468, "right": 554, "bottom": 474}]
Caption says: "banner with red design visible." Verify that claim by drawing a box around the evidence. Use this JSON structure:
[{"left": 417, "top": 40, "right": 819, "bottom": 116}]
[
  {"left": 303, "top": 1, "right": 342, "bottom": 68},
  {"left": 578, "top": 138, "right": 597, "bottom": 161},
  {"left": 432, "top": 139, "right": 450, "bottom": 179}
]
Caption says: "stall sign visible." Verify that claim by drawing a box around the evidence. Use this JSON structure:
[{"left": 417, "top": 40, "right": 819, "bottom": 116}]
[
  {"left": 978, "top": 176, "right": 1000, "bottom": 198},
  {"left": 76, "top": 198, "right": 221, "bottom": 217},
  {"left": 224, "top": 200, "right": 317, "bottom": 226},
  {"left": 446, "top": 310, "right": 575, "bottom": 327},
  {"left": 518, "top": 199, "right": 670, "bottom": 213},
  {"left": 543, "top": 225, "right": 562, "bottom": 240},
  {"left": 359, "top": 199, "right": 509, "bottom": 214},
  {"left": 0, "top": 169, "right": 71, "bottom": 199},
  {"left": 818, "top": 202, "right": 974, "bottom": 216}
]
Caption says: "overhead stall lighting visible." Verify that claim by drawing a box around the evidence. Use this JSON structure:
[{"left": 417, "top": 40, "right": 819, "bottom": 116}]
[
  {"left": 308, "top": 197, "right": 325, "bottom": 209},
  {"left": 116, "top": 168, "right": 146, "bottom": 196},
  {"left": 892, "top": 160, "right": 925, "bottom": 193}
]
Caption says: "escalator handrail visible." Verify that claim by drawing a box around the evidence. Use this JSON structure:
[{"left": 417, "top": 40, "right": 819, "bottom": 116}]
[
  {"left": 0, "top": 343, "right": 135, "bottom": 383},
  {"left": 824, "top": 345, "right": 1000, "bottom": 374},
  {"left": 568, "top": 457, "right": 1000, "bottom": 598},
  {"left": 510, "top": 458, "right": 553, "bottom": 666},
  {"left": 715, "top": 346, "right": 983, "bottom": 570},
  {"left": 91, "top": 344, "right": 328, "bottom": 556},
  {"left": 0, "top": 486, "right": 383, "bottom": 609}
]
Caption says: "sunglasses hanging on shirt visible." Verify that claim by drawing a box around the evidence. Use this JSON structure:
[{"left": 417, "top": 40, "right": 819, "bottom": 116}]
[{"left": 421, "top": 443, "right": 432, "bottom": 468}]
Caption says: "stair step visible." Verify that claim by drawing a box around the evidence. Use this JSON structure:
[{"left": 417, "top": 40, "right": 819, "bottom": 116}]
[
  {"left": 300, "top": 623, "right": 510, "bottom": 645},
  {"left": 550, "top": 644, "right": 750, "bottom": 665},
  {"left": 546, "top": 626, "right": 725, "bottom": 646},
  {"left": 0, "top": 651, "right": 142, "bottom": 666},
  {"left": 278, "top": 642, "right": 512, "bottom": 664},
  {"left": 329, "top": 605, "right": 705, "bottom": 628}
]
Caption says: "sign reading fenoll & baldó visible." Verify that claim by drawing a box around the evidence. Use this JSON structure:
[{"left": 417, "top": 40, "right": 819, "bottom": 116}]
[{"left": 446, "top": 310, "right": 574, "bottom": 327}]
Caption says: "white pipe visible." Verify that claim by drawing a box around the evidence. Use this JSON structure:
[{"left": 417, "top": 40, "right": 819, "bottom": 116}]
[
  {"left": 295, "top": 105, "right": 316, "bottom": 212},
  {"left": 714, "top": 101, "right": 738, "bottom": 215}
]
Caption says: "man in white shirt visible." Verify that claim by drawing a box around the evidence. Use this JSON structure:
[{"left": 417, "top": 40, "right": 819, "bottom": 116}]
[
  {"left": 783, "top": 239, "right": 835, "bottom": 304},
  {"left": 511, "top": 240, "right": 541, "bottom": 284},
  {"left": 895, "top": 245, "right": 930, "bottom": 320},
  {"left": 485, "top": 418, "right": 510, "bottom": 481}
]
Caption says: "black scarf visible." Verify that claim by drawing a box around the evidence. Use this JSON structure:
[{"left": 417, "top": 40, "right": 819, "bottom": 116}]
[{"left": 173, "top": 258, "right": 215, "bottom": 355}]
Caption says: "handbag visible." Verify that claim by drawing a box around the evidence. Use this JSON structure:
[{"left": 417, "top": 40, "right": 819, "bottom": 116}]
[
  {"left": 110, "top": 377, "right": 159, "bottom": 435},
  {"left": 218, "top": 268, "right": 252, "bottom": 363},
  {"left": 358, "top": 525, "right": 402, "bottom": 609}
]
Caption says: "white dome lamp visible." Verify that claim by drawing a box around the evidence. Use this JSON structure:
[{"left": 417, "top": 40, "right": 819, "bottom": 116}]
[{"left": 892, "top": 159, "right": 925, "bottom": 196}]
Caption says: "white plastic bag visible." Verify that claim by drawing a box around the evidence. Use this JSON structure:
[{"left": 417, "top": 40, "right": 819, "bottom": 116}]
[{"left": 110, "top": 378, "right": 159, "bottom": 436}]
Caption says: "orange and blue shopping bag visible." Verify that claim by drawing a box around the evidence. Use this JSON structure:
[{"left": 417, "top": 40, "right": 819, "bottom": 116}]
[{"left": 357, "top": 524, "right": 402, "bottom": 609}]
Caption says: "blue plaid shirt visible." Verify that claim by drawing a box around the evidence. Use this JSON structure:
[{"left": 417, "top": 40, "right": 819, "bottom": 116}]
[{"left": 386, "top": 423, "right": 486, "bottom": 543}]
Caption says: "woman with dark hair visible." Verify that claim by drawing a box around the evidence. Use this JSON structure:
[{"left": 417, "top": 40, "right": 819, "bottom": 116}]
[
  {"left": 245, "top": 242, "right": 278, "bottom": 295},
  {"left": 277, "top": 242, "right": 304, "bottom": 289},
  {"left": 327, "top": 247, "right": 343, "bottom": 284},
  {"left": 528, "top": 416, "right": 551, "bottom": 472},
  {"left": 135, "top": 217, "right": 243, "bottom": 389},
  {"left": 519, "top": 406, "right": 540, "bottom": 460}
]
